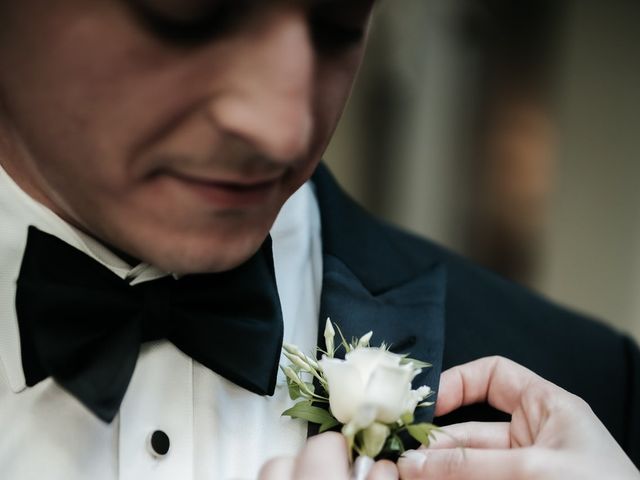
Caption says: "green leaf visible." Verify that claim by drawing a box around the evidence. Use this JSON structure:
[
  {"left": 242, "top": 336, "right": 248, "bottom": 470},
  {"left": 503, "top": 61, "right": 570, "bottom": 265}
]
[
  {"left": 400, "top": 412, "right": 414, "bottom": 426},
  {"left": 318, "top": 417, "right": 341, "bottom": 433},
  {"left": 287, "top": 381, "right": 302, "bottom": 400},
  {"left": 316, "top": 347, "right": 329, "bottom": 358},
  {"left": 282, "top": 401, "right": 337, "bottom": 426},
  {"left": 334, "top": 323, "right": 351, "bottom": 354},
  {"left": 386, "top": 434, "right": 405, "bottom": 453},
  {"left": 407, "top": 423, "right": 440, "bottom": 447}
]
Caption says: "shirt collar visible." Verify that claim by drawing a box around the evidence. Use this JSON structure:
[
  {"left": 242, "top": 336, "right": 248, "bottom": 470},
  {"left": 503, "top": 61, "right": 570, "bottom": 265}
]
[{"left": 0, "top": 163, "right": 316, "bottom": 393}]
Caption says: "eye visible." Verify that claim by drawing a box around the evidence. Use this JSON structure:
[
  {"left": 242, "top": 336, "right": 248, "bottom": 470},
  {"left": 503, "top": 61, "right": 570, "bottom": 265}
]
[
  {"left": 128, "top": 0, "right": 247, "bottom": 45},
  {"left": 311, "top": 18, "right": 367, "bottom": 52},
  {"left": 309, "top": 1, "right": 374, "bottom": 54}
]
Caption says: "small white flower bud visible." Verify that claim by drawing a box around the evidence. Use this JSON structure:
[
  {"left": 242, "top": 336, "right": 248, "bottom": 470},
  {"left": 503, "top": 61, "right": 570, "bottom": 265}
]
[
  {"left": 282, "top": 366, "right": 303, "bottom": 386},
  {"left": 303, "top": 354, "right": 320, "bottom": 370},
  {"left": 284, "top": 352, "right": 311, "bottom": 372},
  {"left": 324, "top": 318, "right": 336, "bottom": 356},
  {"left": 357, "top": 331, "right": 373, "bottom": 348},
  {"left": 299, "top": 381, "right": 315, "bottom": 397},
  {"left": 283, "top": 343, "right": 302, "bottom": 357}
]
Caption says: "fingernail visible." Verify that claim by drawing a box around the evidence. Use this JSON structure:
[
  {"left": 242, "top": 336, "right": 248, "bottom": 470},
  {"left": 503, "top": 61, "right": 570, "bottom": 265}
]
[
  {"left": 399, "top": 450, "right": 426, "bottom": 469},
  {"left": 351, "top": 456, "right": 375, "bottom": 480}
]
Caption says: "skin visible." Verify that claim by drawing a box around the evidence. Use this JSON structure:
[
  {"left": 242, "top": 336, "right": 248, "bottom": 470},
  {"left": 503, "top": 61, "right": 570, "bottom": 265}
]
[
  {"left": 2, "top": 3, "right": 634, "bottom": 478},
  {"left": 0, "top": 0, "right": 374, "bottom": 273},
  {"left": 259, "top": 432, "right": 399, "bottom": 480},
  {"left": 397, "top": 357, "right": 640, "bottom": 480},
  {"left": 0, "top": 0, "right": 384, "bottom": 475}
]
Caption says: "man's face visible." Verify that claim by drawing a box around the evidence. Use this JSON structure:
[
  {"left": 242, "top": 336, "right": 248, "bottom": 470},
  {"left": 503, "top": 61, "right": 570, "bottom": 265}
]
[{"left": 0, "top": 0, "right": 373, "bottom": 273}]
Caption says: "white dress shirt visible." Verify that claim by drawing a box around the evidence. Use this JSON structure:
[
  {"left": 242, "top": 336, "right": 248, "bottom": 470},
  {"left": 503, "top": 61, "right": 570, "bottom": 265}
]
[{"left": 0, "top": 164, "right": 322, "bottom": 479}]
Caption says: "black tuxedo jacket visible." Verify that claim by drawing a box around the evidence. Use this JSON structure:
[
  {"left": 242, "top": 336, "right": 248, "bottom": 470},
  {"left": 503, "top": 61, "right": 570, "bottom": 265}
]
[{"left": 312, "top": 163, "right": 640, "bottom": 467}]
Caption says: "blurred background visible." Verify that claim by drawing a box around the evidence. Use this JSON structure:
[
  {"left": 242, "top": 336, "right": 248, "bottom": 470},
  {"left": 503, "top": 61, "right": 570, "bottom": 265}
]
[{"left": 324, "top": 0, "right": 640, "bottom": 341}]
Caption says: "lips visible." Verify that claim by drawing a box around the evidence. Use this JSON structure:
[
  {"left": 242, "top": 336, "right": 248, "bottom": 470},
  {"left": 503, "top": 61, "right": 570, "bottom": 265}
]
[{"left": 163, "top": 170, "right": 283, "bottom": 208}]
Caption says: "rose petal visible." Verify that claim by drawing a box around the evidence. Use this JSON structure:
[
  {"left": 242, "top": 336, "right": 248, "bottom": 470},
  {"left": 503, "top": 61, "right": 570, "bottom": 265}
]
[
  {"left": 404, "top": 386, "right": 432, "bottom": 413},
  {"left": 364, "top": 364, "right": 414, "bottom": 423},
  {"left": 344, "top": 348, "right": 402, "bottom": 386},
  {"left": 319, "top": 357, "right": 365, "bottom": 423}
]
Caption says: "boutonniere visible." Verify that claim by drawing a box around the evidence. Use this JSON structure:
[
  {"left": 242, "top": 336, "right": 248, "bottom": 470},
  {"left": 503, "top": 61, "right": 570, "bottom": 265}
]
[{"left": 281, "top": 318, "right": 439, "bottom": 465}]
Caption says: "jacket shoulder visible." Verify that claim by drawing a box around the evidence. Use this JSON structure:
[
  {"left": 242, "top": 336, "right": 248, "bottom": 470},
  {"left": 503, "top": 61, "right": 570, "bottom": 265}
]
[
  {"left": 313, "top": 164, "right": 638, "bottom": 463},
  {"left": 381, "top": 219, "right": 639, "bottom": 462}
]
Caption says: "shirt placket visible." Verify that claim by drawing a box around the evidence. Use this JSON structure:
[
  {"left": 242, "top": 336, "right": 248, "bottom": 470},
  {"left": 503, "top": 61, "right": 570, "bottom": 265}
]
[{"left": 118, "top": 342, "right": 194, "bottom": 480}]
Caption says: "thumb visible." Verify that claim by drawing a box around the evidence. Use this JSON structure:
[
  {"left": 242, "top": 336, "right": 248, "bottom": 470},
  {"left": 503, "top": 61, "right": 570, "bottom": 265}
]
[{"left": 398, "top": 447, "right": 529, "bottom": 480}]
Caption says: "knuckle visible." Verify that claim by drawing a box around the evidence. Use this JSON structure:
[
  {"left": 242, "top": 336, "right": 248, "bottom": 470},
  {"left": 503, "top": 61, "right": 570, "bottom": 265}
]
[
  {"left": 488, "top": 355, "right": 508, "bottom": 362},
  {"left": 565, "top": 392, "right": 592, "bottom": 412},
  {"left": 544, "top": 386, "right": 590, "bottom": 417},
  {"left": 484, "top": 355, "right": 508, "bottom": 368}
]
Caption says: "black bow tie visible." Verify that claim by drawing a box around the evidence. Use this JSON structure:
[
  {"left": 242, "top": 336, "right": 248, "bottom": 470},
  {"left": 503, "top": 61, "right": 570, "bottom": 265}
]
[{"left": 16, "top": 226, "right": 284, "bottom": 423}]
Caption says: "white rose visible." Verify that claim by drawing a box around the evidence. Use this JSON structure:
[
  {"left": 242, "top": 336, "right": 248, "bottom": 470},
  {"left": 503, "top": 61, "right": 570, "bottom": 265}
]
[{"left": 319, "top": 347, "right": 428, "bottom": 426}]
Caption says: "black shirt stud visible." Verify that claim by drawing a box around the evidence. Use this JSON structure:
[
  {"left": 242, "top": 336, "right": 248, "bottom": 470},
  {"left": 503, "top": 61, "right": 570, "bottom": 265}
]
[{"left": 147, "top": 430, "right": 170, "bottom": 458}]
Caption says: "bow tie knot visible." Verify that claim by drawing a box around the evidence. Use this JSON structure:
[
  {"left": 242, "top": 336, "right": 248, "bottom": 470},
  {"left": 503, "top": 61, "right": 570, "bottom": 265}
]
[{"left": 138, "top": 280, "right": 173, "bottom": 342}]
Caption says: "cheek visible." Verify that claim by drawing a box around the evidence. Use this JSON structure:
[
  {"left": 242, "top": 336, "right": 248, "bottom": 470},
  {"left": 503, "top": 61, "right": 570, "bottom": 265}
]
[
  {"left": 278, "top": 51, "right": 364, "bottom": 195},
  {"left": 312, "top": 52, "right": 365, "bottom": 151},
  {"left": 1, "top": 0, "right": 367, "bottom": 208},
  {"left": 0, "top": 3, "right": 207, "bottom": 193}
]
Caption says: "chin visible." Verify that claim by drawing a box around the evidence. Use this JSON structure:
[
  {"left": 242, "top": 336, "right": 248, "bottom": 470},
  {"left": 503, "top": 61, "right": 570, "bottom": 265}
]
[
  {"left": 131, "top": 230, "right": 268, "bottom": 275},
  {"left": 73, "top": 168, "right": 303, "bottom": 274}
]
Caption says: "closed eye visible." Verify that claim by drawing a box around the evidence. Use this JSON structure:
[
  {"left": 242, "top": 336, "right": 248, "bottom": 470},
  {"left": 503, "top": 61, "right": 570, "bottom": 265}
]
[
  {"left": 127, "top": 0, "right": 247, "bottom": 45},
  {"left": 309, "top": 0, "right": 374, "bottom": 54},
  {"left": 127, "top": 0, "right": 374, "bottom": 50},
  {"left": 311, "top": 19, "right": 367, "bottom": 52}
]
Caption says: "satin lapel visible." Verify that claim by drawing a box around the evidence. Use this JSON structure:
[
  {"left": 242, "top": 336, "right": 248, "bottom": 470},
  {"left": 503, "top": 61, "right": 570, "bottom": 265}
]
[
  {"left": 310, "top": 164, "right": 447, "bottom": 431},
  {"left": 319, "top": 255, "right": 446, "bottom": 425}
]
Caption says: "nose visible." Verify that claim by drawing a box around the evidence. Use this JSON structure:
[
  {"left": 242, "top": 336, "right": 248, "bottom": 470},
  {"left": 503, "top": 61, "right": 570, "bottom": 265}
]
[{"left": 206, "top": 7, "right": 314, "bottom": 163}]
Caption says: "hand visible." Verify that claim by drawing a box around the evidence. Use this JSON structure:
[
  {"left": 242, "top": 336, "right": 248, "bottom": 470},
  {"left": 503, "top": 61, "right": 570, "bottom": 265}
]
[
  {"left": 259, "top": 432, "right": 398, "bottom": 480},
  {"left": 398, "top": 356, "right": 640, "bottom": 480}
]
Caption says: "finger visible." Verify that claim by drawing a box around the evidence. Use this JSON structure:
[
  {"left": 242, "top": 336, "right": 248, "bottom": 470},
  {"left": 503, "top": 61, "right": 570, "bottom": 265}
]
[
  {"left": 257, "top": 456, "right": 295, "bottom": 479},
  {"left": 398, "top": 447, "right": 529, "bottom": 480},
  {"left": 435, "top": 356, "right": 549, "bottom": 417},
  {"left": 367, "top": 460, "right": 398, "bottom": 480},
  {"left": 353, "top": 455, "right": 375, "bottom": 480},
  {"left": 293, "top": 432, "right": 350, "bottom": 480},
  {"left": 429, "top": 422, "right": 511, "bottom": 449}
]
